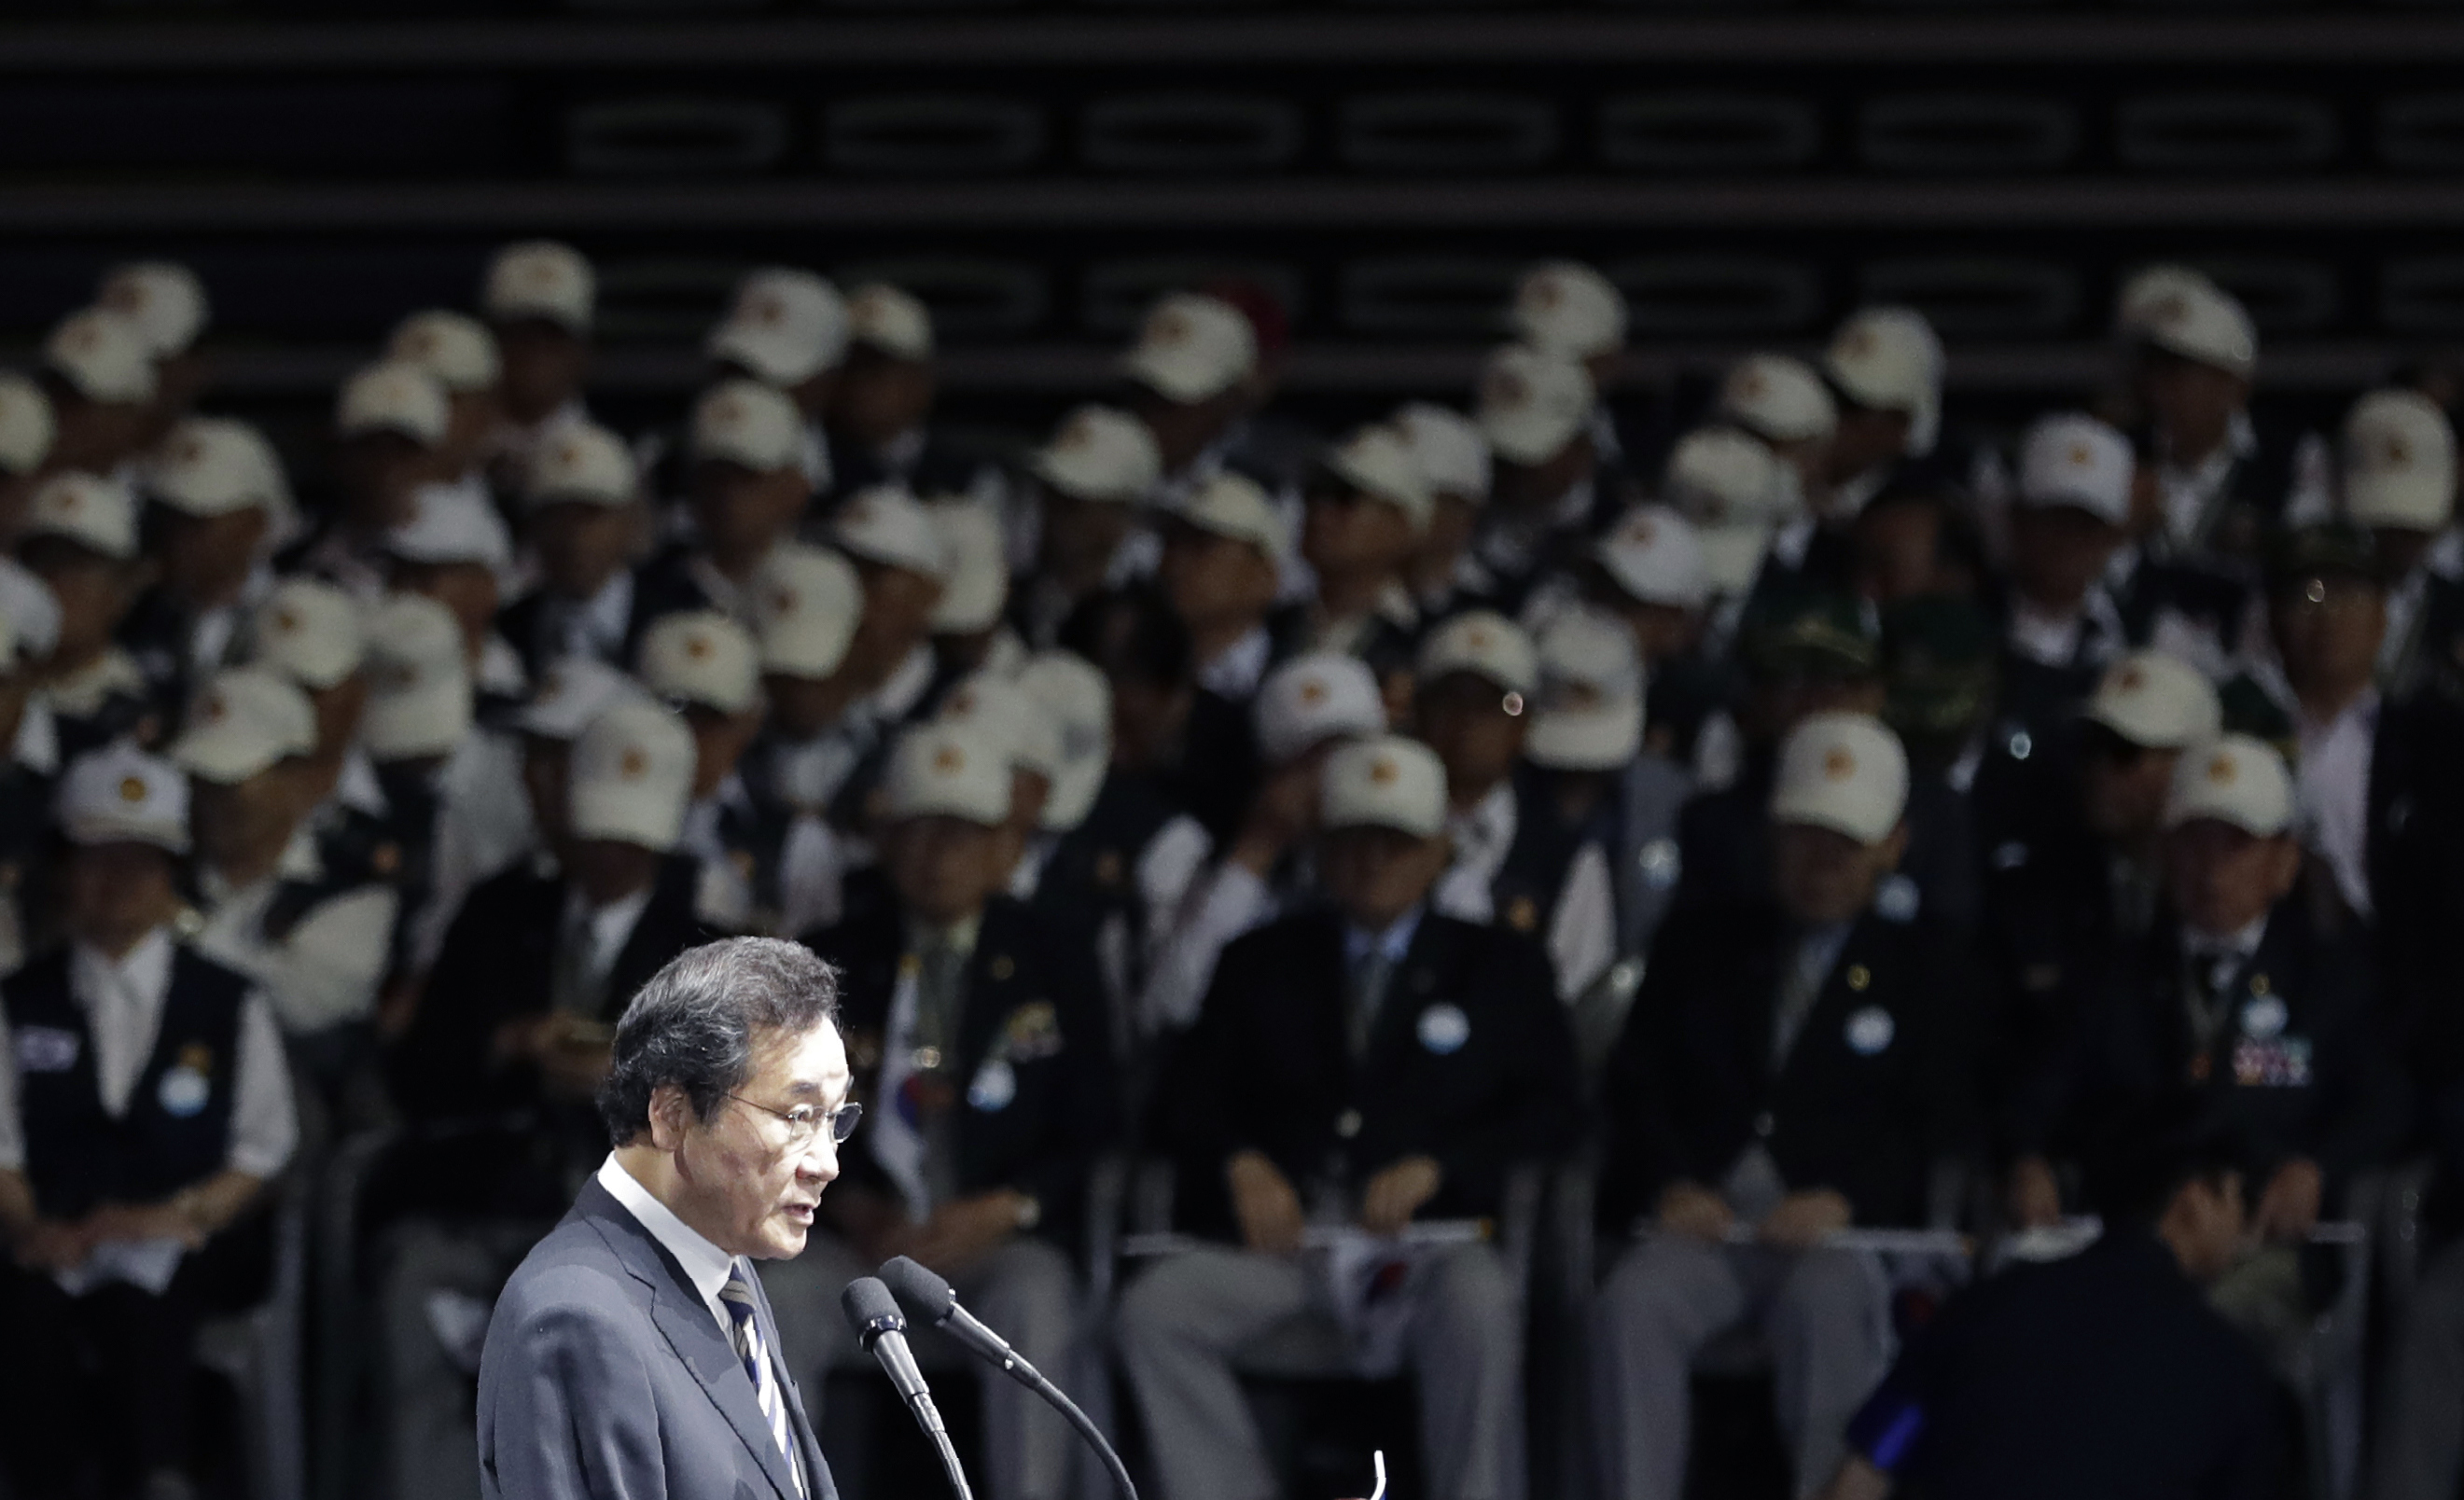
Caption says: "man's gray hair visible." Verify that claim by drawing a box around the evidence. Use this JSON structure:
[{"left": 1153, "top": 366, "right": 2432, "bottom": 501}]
[{"left": 597, "top": 938, "right": 841, "bottom": 1146}]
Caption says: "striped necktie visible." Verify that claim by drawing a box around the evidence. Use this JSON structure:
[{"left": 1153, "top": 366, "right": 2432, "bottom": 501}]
[{"left": 720, "top": 1264, "right": 805, "bottom": 1496}]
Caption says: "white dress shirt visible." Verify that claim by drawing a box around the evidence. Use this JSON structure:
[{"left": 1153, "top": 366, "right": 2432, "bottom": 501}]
[
  {"left": 195, "top": 830, "right": 400, "bottom": 1036},
  {"left": 1433, "top": 781, "right": 1618, "bottom": 1001},
  {"left": 0, "top": 928, "right": 298, "bottom": 1180},
  {"left": 595, "top": 1153, "right": 736, "bottom": 1335},
  {"left": 2294, "top": 687, "right": 2379, "bottom": 921}
]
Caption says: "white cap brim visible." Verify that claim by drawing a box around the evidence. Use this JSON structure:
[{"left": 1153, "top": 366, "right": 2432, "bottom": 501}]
[
  {"left": 1524, "top": 701, "right": 1643, "bottom": 771},
  {"left": 571, "top": 785, "right": 683, "bottom": 852}
]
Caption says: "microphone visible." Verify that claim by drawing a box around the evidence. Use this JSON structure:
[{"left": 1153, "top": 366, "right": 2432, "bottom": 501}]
[
  {"left": 881, "top": 1256, "right": 1140, "bottom": 1500},
  {"left": 841, "top": 1276, "right": 973, "bottom": 1500}
]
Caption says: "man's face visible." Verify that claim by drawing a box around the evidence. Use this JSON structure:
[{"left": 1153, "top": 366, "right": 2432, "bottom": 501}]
[
  {"left": 1852, "top": 500, "right": 1945, "bottom": 606},
  {"left": 690, "top": 462, "right": 806, "bottom": 567},
  {"left": 884, "top": 814, "right": 1004, "bottom": 925},
  {"left": 522, "top": 734, "right": 572, "bottom": 849},
  {"left": 308, "top": 674, "right": 369, "bottom": 757},
  {"left": 1771, "top": 820, "right": 1898, "bottom": 926},
  {"left": 21, "top": 540, "right": 134, "bottom": 662},
  {"left": 829, "top": 347, "right": 936, "bottom": 448},
  {"left": 2271, "top": 574, "right": 2386, "bottom": 701},
  {"left": 1416, "top": 672, "right": 1525, "bottom": 800},
  {"left": 47, "top": 389, "right": 150, "bottom": 475},
  {"left": 2081, "top": 729, "right": 2179, "bottom": 844},
  {"left": 494, "top": 319, "right": 588, "bottom": 424},
  {"left": 1301, "top": 485, "right": 1414, "bottom": 578},
  {"left": 1159, "top": 526, "right": 1275, "bottom": 634},
  {"left": 1320, "top": 825, "right": 1449, "bottom": 933},
  {"left": 665, "top": 1021, "right": 852, "bottom": 1260},
  {"left": 2009, "top": 505, "right": 2123, "bottom": 612},
  {"left": 392, "top": 559, "right": 499, "bottom": 661},
  {"left": 337, "top": 430, "right": 441, "bottom": 531},
  {"left": 764, "top": 670, "right": 854, "bottom": 743},
  {"left": 567, "top": 836, "right": 661, "bottom": 908},
  {"left": 530, "top": 500, "right": 639, "bottom": 600},
  {"left": 189, "top": 769, "right": 298, "bottom": 867},
  {"left": 1038, "top": 489, "right": 1136, "bottom": 585},
  {"left": 1827, "top": 404, "right": 1912, "bottom": 484},
  {"left": 2137, "top": 349, "right": 2249, "bottom": 459},
  {"left": 684, "top": 703, "right": 765, "bottom": 800},
  {"left": 149, "top": 505, "right": 268, "bottom": 610},
  {"left": 1130, "top": 388, "right": 1242, "bottom": 474},
  {"left": 1109, "top": 675, "right": 1192, "bottom": 773},
  {"left": 2165, "top": 819, "right": 2299, "bottom": 937},
  {"left": 846, "top": 559, "right": 941, "bottom": 675},
  {"left": 443, "top": 388, "right": 503, "bottom": 474},
  {"left": 63, "top": 840, "right": 180, "bottom": 955},
  {"left": 1490, "top": 438, "right": 1591, "bottom": 514}
]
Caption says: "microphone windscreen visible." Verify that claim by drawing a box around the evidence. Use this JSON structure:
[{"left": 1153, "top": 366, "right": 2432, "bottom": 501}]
[
  {"left": 880, "top": 1256, "right": 957, "bottom": 1324},
  {"left": 840, "top": 1275, "right": 906, "bottom": 1344}
]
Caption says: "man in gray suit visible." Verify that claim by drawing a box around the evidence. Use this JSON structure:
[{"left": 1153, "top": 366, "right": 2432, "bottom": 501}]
[{"left": 479, "top": 938, "right": 858, "bottom": 1500}]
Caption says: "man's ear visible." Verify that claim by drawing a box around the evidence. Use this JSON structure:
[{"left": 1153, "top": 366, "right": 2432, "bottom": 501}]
[{"left": 647, "top": 1083, "right": 695, "bottom": 1153}]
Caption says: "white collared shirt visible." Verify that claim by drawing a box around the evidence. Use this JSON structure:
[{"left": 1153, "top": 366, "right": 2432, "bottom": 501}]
[
  {"left": 1433, "top": 781, "right": 1617, "bottom": 1001},
  {"left": 2294, "top": 687, "right": 2380, "bottom": 921},
  {"left": 0, "top": 928, "right": 297, "bottom": 1179},
  {"left": 194, "top": 829, "right": 399, "bottom": 1036},
  {"left": 596, "top": 1153, "right": 737, "bottom": 1335}
]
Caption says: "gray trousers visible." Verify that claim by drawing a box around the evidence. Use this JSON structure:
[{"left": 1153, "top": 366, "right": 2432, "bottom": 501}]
[
  {"left": 2373, "top": 1241, "right": 2464, "bottom": 1500},
  {"left": 1588, "top": 1238, "right": 1889, "bottom": 1500},
  {"left": 379, "top": 1218, "right": 555, "bottom": 1500},
  {"left": 763, "top": 1232, "right": 1084, "bottom": 1500},
  {"left": 1113, "top": 1244, "right": 1524, "bottom": 1500}
]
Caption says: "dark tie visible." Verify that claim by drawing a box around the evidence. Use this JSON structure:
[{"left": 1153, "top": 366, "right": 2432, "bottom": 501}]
[{"left": 720, "top": 1264, "right": 804, "bottom": 1496}]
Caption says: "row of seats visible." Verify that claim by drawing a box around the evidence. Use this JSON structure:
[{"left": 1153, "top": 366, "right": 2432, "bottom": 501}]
[{"left": 11, "top": 86, "right": 2464, "bottom": 175}]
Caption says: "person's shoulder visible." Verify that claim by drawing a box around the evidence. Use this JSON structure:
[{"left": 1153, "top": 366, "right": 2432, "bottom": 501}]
[{"left": 492, "top": 1214, "right": 649, "bottom": 1335}]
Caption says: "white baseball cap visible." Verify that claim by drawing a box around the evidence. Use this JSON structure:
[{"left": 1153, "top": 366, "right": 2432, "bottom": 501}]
[
  {"left": 337, "top": 360, "right": 450, "bottom": 446},
  {"left": 1771, "top": 711, "right": 1910, "bottom": 845},
  {"left": 387, "top": 310, "right": 501, "bottom": 394},
  {"left": 483, "top": 240, "right": 595, "bottom": 334},
  {"left": 570, "top": 698, "right": 697, "bottom": 852},
  {"left": 691, "top": 379, "right": 803, "bottom": 474},
  {"left": 2018, "top": 412, "right": 2135, "bottom": 526},
  {"left": 517, "top": 655, "right": 645, "bottom": 741},
  {"left": 834, "top": 485, "right": 950, "bottom": 579},
  {"left": 1596, "top": 505, "right": 1711, "bottom": 611},
  {"left": 2342, "top": 388, "right": 2456, "bottom": 532},
  {"left": 24, "top": 472, "right": 139, "bottom": 560},
  {"left": 524, "top": 420, "right": 637, "bottom": 509},
  {"left": 0, "top": 375, "right": 54, "bottom": 477},
  {"left": 884, "top": 720, "right": 1011, "bottom": 826},
  {"left": 1017, "top": 650, "right": 1110, "bottom": 831},
  {"left": 146, "top": 418, "right": 288, "bottom": 520},
  {"left": 2084, "top": 650, "right": 2221, "bottom": 751},
  {"left": 938, "top": 672, "right": 1063, "bottom": 786},
  {"left": 1121, "top": 292, "right": 1258, "bottom": 405},
  {"left": 2137, "top": 276, "right": 2257, "bottom": 380},
  {"left": 848, "top": 282, "right": 934, "bottom": 360},
  {"left": 46, "top": 308, "right": 157, "bottom": 405},
  {"left": 1255, "top": 651, "right": 1385, "bottom": 765},
  {"left": 1321, "top": 423, "right": 1435, "bottom": 535},
  {"left": 1176, "top": 472, "right": 1290, "bottom": 564},
  {"left": 1477, "top": 343, "right": 1593, "bottom": 466},
  {"left": 638, "top": 609, "right": 761, "bottom": 716},
  {"left": 361, "top": 592, "right": 473, "bottom": 760},
  {"left": 248, "top": 578, "right": 365, "bottom": 690},
  {"left": 97, "top": 262, "right": 208, "bottom": 359},
  {"left": 708, "top": 268, "right": 848, "bottom": 386},
  {"left": 2117, "top": 264, "right": 2218, "bottom": 339},
  {"left": 2165, "top": 734, "right": 2293, "bottom": 838},
  {"left": 755, "top": 544, "right": 863, "bottom": 679},
  {"left": 1394, "top": 402, "right": 1491, "bottom": 504},
  {"left": 1511, "top": 261, "right": 1626, "bottom": 361},
  {"left": 1416, "top": 609, "right": 1538, "bottom": 697},
  {"left": 1031, "top": 405, "right": 1162, "bottom": 505},
  {"left": 60, "top": 742, "right": 188, "bottom": 853},
  {"left": 1320, "top": 734, "right": 1447, "bottom": 839},
  {"left": 170, "top": 666, "right": 318, "bottom": 785},
  {"left": 386, "top": 484, "right": 514, "bottom": 570},
  {"left": 1824, "top": 307, "right": 1944, "bottom": 456},
  {"left": 927, "top": 500, "right": 1009, "bottom": 633},
  {"left": 1664, "top": 428, "right": 1795, "bottom": 593},
  {"left": 1524, "top": 607, "right": 1644, "bottom": 771},
  {"left": 1719, "top": 354, "right": 1837, "bottom": 445}
]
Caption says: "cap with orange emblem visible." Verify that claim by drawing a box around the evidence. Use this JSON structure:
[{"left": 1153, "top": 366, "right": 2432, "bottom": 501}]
[
  {"left": 58, "top": 741, "right": 189, "bottom": 853},
  {"left": 2164, "top": 734, "right": 2293, "bottom": 839},
  {"left": 2017, "top": 411, "right": 2134, "bottom": 526},
  {"left": 1770, "top": 712, "right": 1909, "bottom": 846},
  {"left": 569, "top": 698, "right": 696, "bottom": 853},
  {"left": 884, "top": 721, "right": 1012, "bottom": 827},
  {"left": 1321, "top": 734, "right": 1447, "bottom": 839}
]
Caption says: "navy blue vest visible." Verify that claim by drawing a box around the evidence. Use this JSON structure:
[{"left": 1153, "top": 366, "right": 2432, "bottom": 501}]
[
  {"left": 1490, "top": 767, "right": 1591, "bottom": 946},
  {"left": 5, "top": 944, "right": 249, "bottom": 1218}
]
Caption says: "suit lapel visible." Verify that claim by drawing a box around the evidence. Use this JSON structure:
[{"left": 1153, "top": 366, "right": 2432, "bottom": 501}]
[{"left": 578, "top": 1182, "right": 806, "bottom": 1500}]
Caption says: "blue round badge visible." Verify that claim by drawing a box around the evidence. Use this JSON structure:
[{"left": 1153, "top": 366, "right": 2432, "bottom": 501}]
[
  {"left": 1416, "top": 1003, "right": 1471, "bottom": 1056},
  {"left": 968, "top": 1058, "right": 1018, "bottom": 1113},
  {"left": 1845, "top": 1006, "right": 1896, "bottom": 1057},
  {"left": 2240, "top": 995, "right": 2289, "bottom": 1040},
  {"left": 157, "top": 1065, "right": 211, "bottom": 1118}
]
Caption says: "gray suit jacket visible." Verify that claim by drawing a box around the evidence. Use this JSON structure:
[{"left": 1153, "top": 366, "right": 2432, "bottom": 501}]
[{"left": 478, "top": 1178, "right": 837, "bottom": 1500}]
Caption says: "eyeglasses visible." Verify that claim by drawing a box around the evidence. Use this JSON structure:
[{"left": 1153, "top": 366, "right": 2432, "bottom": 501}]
[{"left": 728, "top": 1094, "right": 862, "bottom": 1150}]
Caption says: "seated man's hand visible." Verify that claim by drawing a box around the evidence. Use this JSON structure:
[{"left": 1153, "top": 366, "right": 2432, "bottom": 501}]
[
  {"left": 12, "top": 1217, "right": 93, "bottom": 1272},
  {"left": 2004, "top": 1155, "right": 2064, "bottom": 1229},
  {"left": 907, "top": 1191, "right": 1027, "bottom": 1276},
  {"left": 1359, "top": 1156, "right": 1442, "bottom": 1238},
  {"left": 2253, "top": 1157, "right": 2323, "bottom": 1243},
  {"left": 1227, "top": 1150, "right": 1306, "bottom": 1256},
  {"left": 1654, "top": 1182, "right": 1734, "bottom": 1243},
  {"left": 1759, "top": 1189, "right": 1852, "bottom": 1251}
]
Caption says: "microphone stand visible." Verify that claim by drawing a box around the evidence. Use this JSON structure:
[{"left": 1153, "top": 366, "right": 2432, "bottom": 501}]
[{"left": 842, "top": 1276, "right": 975, "bottom": 1500}]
